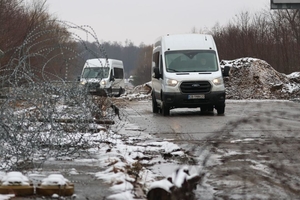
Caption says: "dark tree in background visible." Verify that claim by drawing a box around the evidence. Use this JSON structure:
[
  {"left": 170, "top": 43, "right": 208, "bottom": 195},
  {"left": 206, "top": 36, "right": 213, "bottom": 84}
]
[
  {"left": 0, "top": 0, "right": 77, "bottom": 84},
  {"left": 130, "top": 44, "right": 153, "bottom": 86},
  {"left": 0, "top": 0, "right": 29, "bottom": 65}
]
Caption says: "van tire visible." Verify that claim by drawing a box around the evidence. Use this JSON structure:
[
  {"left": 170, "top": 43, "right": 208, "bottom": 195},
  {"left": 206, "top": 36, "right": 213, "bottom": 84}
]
[
  {"left": 161, "top": 102, "right": 170, "bottom": 116},
  {"left": 216, "top": 105, "right": 225, "bottom": 115},
  {"left": 152, "top": 92, "right": 159, "bottom": 113},
  {"left": 116, "top": 87, "right": 124, "bottom": 97},
  {"left": 107, "top": 88, "right": 112, "bottom": 97}
]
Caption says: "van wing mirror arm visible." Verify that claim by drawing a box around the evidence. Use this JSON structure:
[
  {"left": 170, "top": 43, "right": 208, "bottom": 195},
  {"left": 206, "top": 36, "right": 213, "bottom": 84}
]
[
  {"left": 222, "top": 66, "right": 230, "bottom": 77},
  {"left": 153, "top": 66, "right": 161, "bottom": 79}
]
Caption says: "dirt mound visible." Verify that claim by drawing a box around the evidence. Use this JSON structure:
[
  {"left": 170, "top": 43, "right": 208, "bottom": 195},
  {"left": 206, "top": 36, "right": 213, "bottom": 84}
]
[{"left": 221, "top": 58, "right": 300, "bottom": 100}]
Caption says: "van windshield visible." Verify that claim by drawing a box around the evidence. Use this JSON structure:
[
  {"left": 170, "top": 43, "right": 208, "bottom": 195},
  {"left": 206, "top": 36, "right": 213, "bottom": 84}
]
[
  {"left": 82, "top": 67, "right": 109, "bottom": 79},
  {"left": 165, "top": 50, "right": 218, "bottom": 72}
]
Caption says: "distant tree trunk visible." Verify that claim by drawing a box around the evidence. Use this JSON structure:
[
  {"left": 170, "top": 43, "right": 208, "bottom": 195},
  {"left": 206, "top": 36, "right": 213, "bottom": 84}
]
[{"left": 131, "top": 45, "right": 152, "bottom": 86}]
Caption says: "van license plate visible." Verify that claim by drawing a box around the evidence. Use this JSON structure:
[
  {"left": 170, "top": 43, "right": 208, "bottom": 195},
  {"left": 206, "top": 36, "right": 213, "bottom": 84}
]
[{"left": 188, "top": 94, "right": 205, "bottom": 99}]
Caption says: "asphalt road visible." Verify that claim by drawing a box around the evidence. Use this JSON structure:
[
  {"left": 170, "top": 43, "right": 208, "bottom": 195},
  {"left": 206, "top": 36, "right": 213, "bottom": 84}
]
[
  {"left": 123, "top": 99, "right": 300, "bottom": 199},
  {"left": 10, "top": 99, "right": 300, "bottom": 199},
  {"left": 124, "top": 99, "right": 300, "bottom": 142}
]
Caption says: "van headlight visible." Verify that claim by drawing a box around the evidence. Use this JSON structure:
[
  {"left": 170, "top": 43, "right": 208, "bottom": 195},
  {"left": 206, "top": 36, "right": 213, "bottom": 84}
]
[
  {"left": 101, "top": 80, "right": 107, "bottom": 85},
  {"left": 166, "top": 78, "right": 178, "bottom": 87},
  {"left": 212, "top": 77, "right": 224, "bottom": 86},
  {"left": 80, "top": 81, "right": 87, "bottom": 85}
]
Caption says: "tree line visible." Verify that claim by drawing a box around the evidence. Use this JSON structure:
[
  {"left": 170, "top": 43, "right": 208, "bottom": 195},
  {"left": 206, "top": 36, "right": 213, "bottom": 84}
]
[
  {"left": 0, "top": 0, "right": 150, "bottom": 85},
  {"left": 211, "top": 9, "right": 300, "bottom": 74},
  {"left": 0, "top": 0, "right": 299, "bottom": 88},
  {"left": 0, "top": 0, "right": 76, "bottom": 84}
]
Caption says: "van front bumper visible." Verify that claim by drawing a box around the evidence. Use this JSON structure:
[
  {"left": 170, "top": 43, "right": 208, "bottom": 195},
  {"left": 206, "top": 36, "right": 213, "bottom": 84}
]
[
  {"left": 163, "top": 91, "right": 225, "bottom": 108},
  {"left": 82, "top": 83, "right": 108, "bottom": 96}
]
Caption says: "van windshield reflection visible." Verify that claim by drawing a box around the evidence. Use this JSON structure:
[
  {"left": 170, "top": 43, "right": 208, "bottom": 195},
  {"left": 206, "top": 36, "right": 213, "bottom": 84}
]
[
  {"left": 165, "top": 50, "right": 218, "bottom": 72},
  {"left": 82, "top": 67, "right": 109, "bottom": 78}
]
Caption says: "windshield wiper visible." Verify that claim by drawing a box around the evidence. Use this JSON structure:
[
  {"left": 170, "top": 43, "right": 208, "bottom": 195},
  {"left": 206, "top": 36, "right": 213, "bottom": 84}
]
[{"left": 168, "top": 68, "right": 179, "bottom": 72}]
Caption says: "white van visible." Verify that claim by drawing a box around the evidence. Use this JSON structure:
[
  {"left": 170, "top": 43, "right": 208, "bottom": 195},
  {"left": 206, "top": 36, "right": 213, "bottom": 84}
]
[
  {"left": 79, "top": 58, "right": 125, "bottom": 97},
  {"left": 151, "top": 34, "right": 229, "bottom": 116}
]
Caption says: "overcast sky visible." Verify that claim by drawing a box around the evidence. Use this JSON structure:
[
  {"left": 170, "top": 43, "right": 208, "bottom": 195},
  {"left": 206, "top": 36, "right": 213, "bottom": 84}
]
[{"left": 46, "top": 0, "right": 271, "bottom": 45}]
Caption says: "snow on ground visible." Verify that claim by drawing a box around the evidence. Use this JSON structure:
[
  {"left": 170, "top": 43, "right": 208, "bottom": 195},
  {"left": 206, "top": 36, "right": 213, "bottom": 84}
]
[
  {"left": 0, "top": 113, "right": 189, "bottom": 199},
  {"left": 0, "top": 195, "right": 14, "bottom": 200},
  {"left": 1, "top": 58, "right": 300, "bottom": 200},
  {"left": 93, "top": 123, "right": 191, "bottom": 199}
]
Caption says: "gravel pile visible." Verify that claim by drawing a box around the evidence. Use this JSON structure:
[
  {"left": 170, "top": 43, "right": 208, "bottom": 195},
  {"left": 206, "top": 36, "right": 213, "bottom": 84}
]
[{"left": 221, "top": 58, "right": 300, "bottom": 100}]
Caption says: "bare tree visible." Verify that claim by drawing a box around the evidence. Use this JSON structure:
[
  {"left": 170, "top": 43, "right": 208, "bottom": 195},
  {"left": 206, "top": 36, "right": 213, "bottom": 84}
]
[
  {"left": 131, "top": 44, "right": 152, "bottom": 86},
  {"left": 208, "top": 9, "right": 300, "bottom": 74}
]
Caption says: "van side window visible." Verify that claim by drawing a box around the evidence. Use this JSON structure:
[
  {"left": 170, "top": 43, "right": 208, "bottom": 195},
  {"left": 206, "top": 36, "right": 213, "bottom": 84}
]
[
  {"left": 153, "top": 52, "right": 159, "bottom": 68},
  {"left": 114, "top": 68, "right": 124, "bottom": 79}
]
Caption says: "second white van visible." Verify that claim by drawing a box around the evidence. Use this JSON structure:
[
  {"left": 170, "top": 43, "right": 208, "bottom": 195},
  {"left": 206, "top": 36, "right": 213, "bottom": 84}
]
[{"left": 79, "top": 58, "right": 125, "bottom": 97}]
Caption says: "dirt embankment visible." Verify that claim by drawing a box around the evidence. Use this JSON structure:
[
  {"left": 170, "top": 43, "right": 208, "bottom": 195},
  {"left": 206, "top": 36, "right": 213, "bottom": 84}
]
[{"left": 221, "top": 58, "right": 300, "bottom": 100}]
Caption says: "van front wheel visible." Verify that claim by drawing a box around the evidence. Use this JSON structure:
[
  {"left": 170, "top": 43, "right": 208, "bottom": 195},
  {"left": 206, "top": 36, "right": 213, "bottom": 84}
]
[
  {"left": 116, "top": 87, "right": 124, "bottom": 97},
  {"left": 161, "top": 101, "right": 170, "bottom": 116},
  {"left": 216, "top": 105, "right": 225, "bottom": 115},
  {"left": 152, "top": 92, "right": 159, "bottom": 113}
]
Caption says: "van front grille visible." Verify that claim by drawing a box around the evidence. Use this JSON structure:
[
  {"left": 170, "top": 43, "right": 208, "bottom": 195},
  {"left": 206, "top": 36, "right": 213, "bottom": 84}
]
[
  {"left": 87, "top": 82, "right": 100, "bottom": 88},
  {"left": 180, "top": 81, "right": 211, "bottom": 93}
]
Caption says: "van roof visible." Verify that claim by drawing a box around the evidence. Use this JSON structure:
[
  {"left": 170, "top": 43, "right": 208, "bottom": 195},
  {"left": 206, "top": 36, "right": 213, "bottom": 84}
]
[
  {"left": 84, "top": 58, "right": 123, "bottom": 68},
  {"left": 154, "top": 34, "right": 216, "bottom": 51}
]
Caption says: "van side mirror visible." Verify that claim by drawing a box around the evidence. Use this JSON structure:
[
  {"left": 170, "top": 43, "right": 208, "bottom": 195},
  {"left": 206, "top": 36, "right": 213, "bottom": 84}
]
[
  {"left": 153, "top": 66, "right": 160, "bottom": 79},
  {"left": 109, "top": 69, "right": 115, "bottom": 81},
  {"left": 222, "top": 66, "right": 230, "bottom": 77},
  {"left": 77, "top": 76, "right": 81, "bottom": 81},
  {"left": 152, "top": 61, "right": 161, "bottom": 79},
  {"left": 110, "top": 75, "right": 115, "bottom": 81}
]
